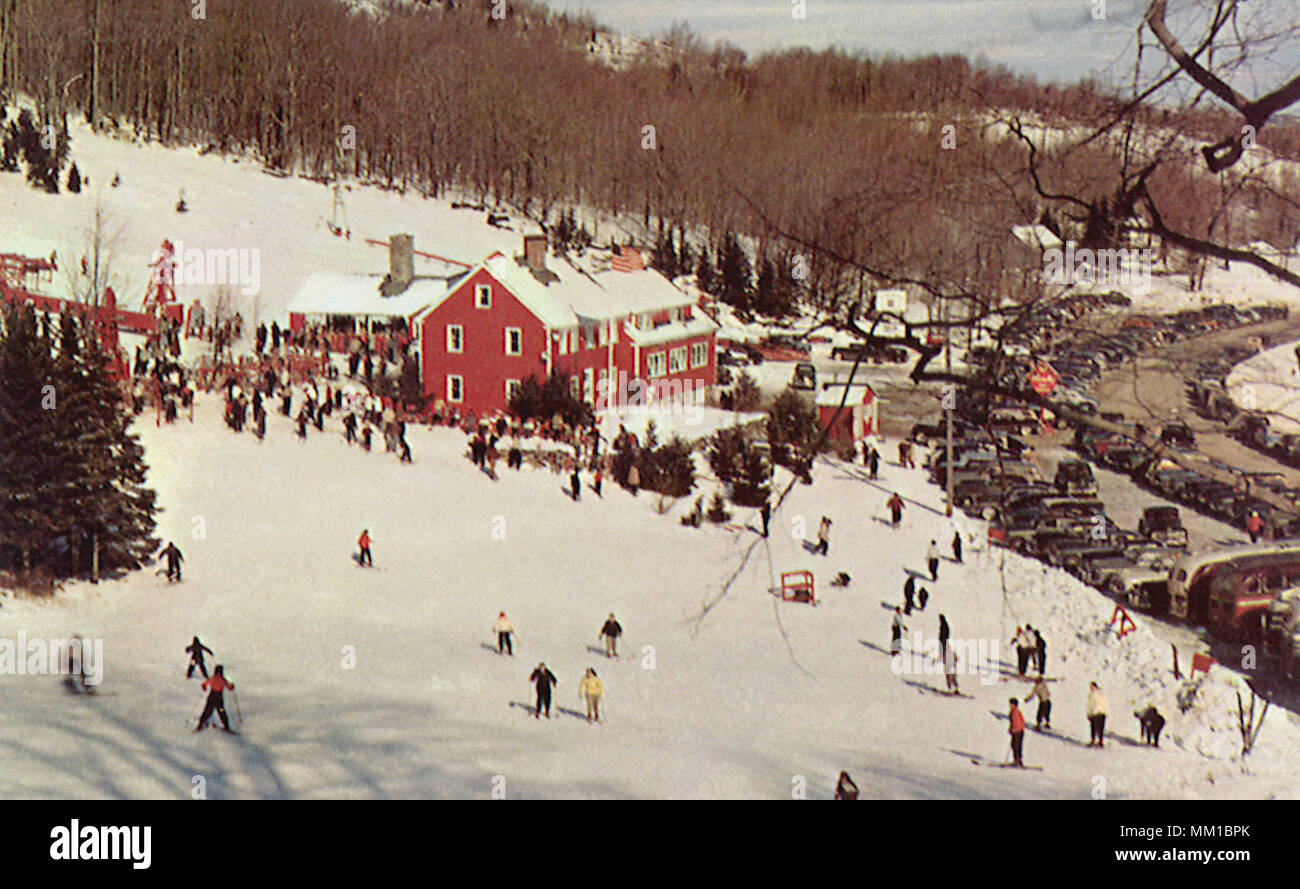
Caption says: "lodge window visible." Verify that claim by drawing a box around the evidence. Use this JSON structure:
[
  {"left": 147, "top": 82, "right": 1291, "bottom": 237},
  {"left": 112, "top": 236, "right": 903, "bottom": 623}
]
[
  {"left": 646, "top": 351, "right": 666, "bottom": 378},
  {"left": 668, "top": 346, "right": 687, "bottom": 374},
  {"left": 447, "top": 375, "right": 463, "bottom": 403},
  {"left": 690, "top": 341, "right": 708, "bottom": 368},
  {"left": 505, "top": 327, "right": 522, "bottom": 356},
  {"left": 584, "top": 325, "right": 597, "bottom": 349},
  {"left": 475, "top": 285, "right": 492, "bottom": 308},
  {"left": 506, "top": 379, "right": 522, "bottom": 401},
  {"left": 446, "top": 325, "right": 463, "bottom": 353}
]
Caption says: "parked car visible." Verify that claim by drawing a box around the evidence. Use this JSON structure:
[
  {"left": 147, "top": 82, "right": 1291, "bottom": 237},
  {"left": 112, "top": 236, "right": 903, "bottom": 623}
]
[
  {"left": 1161, "top": 423, "right": 1196, "bottom": 448},
  {"left": 1054, "top": 460, "right": 1098, "bottom": 497},
  {"left": 1137, "top": 506, "right": 1188, "bottom": 547}
]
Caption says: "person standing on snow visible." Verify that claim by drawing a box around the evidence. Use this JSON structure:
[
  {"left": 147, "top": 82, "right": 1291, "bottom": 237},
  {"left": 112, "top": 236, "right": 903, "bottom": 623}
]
[
  {"left": 903, "top": 580, "right": 915, "bottom": 615},
  {"left": 951, "top": 530, "right": 963, "bottom": 564},
  {"left": 494, "top": 612, "right": 516, "bottom": 656},
  {"left": 916, "top": 586, "right": 929, "bottom": 611},
  {"left": 1136, "top": 705, "right": 1165, "bottom": 747},
  {"left": 1247, "top": 510, "right": 1264, "bottom": 543},
  {"left": 926, "top": 540, "right": 940, "bottom": 581},
  {"left": 185, "top": 636, "right": 213, "bottom": 679},
  {"left": 938, "top": 614, "right": 950, "bottom": 659},
  {"left": 627, "top": 463, "right": 641, "bottom": 496},
  {"left": 357, "top": 529, "right": 373, "bottom": 567},
  {"left": 599, "top": 614, "right": 623, "bottom": 658},
  {"left": 1086, "top": 681, "right": 1108, "bottom": 747},
  {"left": 868, "top": 447, "right": 880, "bottom": 479},
  {"left": 1025, "top": 676, "right": 1051, "bottom": 730},
  {"left": 160, "top": 542, "right": 184, "bottom": 582},
  {"left": 943, "top": 642, "right": 960, "bottom": 693},
  {"left": 578, "top": 668, "right": 604, "bottom": 723},
  {"left": 195, "top": 665, "right": 236, "bottom": 732},
  {"left": 814, "top": 517, "right": 832, "bottom": 556},
  {"left": 1008, "top": 698, "right": 1027, "bottom": 767},
  {"left": 886, "top": 492, "right": 905, "bottom": 528},
  {"left": 890, "top": 607, "right": 907, "bottom": 655},
  {"left": 570, "top": 467, "right": 582, "bottom": 501},
  {"left": 530, "top": 662, "right": 558, "bottom": 719},
  {"left": 759, "top": 498, "right": 771, "bottom": 538},
  {"left": 1033, "top": 628, "right": 1047, "bottom": 676},
  {"left": 1011, "top": 626, "right": 1033, "bottom": 676}
]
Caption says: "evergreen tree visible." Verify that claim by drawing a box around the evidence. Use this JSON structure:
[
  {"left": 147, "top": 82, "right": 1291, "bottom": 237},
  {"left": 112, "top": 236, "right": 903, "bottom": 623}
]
[
  {"left": 765, "top": 387, "right": 821, "bottom": 468},
  {"left": 52, "top": 314, "right": 157, "bottom": 576},
  {"left": 695, "top": 248, "right": 719, "bottom": 297},
  {"left": 717, "top": 231, "right": 753, "bottom": 311},
  {"left": 66, "top": 162, "right": 81, "bottom": 193},
  {"left": 0, "top": 304, "right": 64, "bottom": 574}
]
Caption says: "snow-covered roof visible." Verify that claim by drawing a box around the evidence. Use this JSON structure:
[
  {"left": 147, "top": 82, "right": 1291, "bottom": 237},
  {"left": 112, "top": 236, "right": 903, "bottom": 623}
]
[
  {"left": 815, "top": 382, "right": 875, "bottom": 407},
  {"left": 476, "top": 252, "right": 699, "bottom": 328},
  {"left": 1012, "top": 224, "right": 1064, "bottom": 252},
  {"left": 287, "top": 272, "right": 453, "bottom": 318},
  {"left": 627, "top": 315, "right": 718, "bottom": 347}
]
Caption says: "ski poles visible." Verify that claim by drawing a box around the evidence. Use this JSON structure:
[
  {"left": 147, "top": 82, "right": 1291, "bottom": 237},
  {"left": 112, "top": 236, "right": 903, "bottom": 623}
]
[
  {"left": 231, "top": 689, "right": 243, "bottom": 724},
  {"left": 186, "top": 694, "right": 205, "bottom": 728}
]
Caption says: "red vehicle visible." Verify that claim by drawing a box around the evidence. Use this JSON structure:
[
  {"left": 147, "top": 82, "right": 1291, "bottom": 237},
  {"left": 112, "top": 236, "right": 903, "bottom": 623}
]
[{"left": 1207, "top": 556, "right": 1300, "bottom": 639}]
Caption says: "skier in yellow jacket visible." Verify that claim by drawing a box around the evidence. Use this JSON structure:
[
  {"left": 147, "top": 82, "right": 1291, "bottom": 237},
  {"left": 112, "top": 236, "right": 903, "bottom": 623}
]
[{"left": 578, "top": 668, "right": 604, "bottom": 723}]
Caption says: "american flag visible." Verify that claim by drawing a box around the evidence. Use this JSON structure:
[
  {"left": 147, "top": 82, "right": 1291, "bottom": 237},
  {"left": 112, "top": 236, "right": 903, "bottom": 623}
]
[{"left": 610, "top": 246, "right": 645, "bottom": 273}]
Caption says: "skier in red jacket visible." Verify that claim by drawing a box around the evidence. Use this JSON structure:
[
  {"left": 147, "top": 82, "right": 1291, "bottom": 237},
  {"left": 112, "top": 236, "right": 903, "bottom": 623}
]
[
  {"left": 196, "top": 666, "right": 236, "bottom": 732},
  {"left": 357, "top": 529, "right": 373, "bottom": 566},
  {"left": 1008, "top": 698, "right": 1026, "bottom": 767}
]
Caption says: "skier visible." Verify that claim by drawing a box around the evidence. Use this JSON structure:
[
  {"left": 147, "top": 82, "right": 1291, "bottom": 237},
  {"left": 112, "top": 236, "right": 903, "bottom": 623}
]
[
  {"left": 926, "top": 539, "right": 940, "bottom": 581},
  {"left": 868, "top": 446, "right": 879, "bottom": 479},
  {"left": 530, "top": 662, "right": 558, "bottom": 719},
  {"left": 357, "top": 529, "right": 373, "bottom": 567},
  {"left": 834, "top": 771, "right": 860, "bottom": 800},
  {"left": 578, "top": 668, "right": 604, "bottom": 723},
  {"left": 1136, "top": 705, "right": 1165, "bottom": 747},
  {"left": 570, "top": 468, "right": 582, "bottom": 501},
  {"left": 494, "top": 612, "right": 515, "bottom": 656},
  {"left": 343, "top": 412, "right": 357, "bottom": 445},
  {"left": 916, "top": 586, "right": 928, "bottom": 612},
  {"left": 1033, "top": 628, "right": 1047, "bottom": 676},
  {"left": 1025, "top": 676, "right": 1051, "bottom": 730},
  {"left": 1086, "top": 681, "right": 1108, "bottom": 747},
  {"left": 938, "top": 613, "right": 950, "bottom": 659},
  {"left": 814, "top": 516, "right": 831, "bottom": 555},
  {"left": 759, "top": 498, "right": 771, "bottom": 538},
  {"left": 951, "top": 530, "right": 963, "bottom": 564},
  {"left": 195, "top": 665, "right": 236, "bottom": 733},
  {"left": 1008, "top": 698, "right": 1026, "bottom": 767},
  {"left": 898, "top": 440, "right": 914, "bottom": 469},
  {"left": 903, "top": 579, "right": 915, "bottom": 615},
  {"left": 942, "top": 642, "right": 959, "bottom": 693},
  {"left": 886, "top": 492, "right": 905, "bottom": 528},
  {"left": 890, "top": 607, "right": 907, "bottom": 655},
  {"left": 160, "top": 542, "right": 184, "bottom": 582},
  {"left": 1011, "top": 626, "right": 1033, "bottom": 676},
  {"left": 599, "top": 613, "right": 623, "bottom": 658},
  {"left": 185, "top": 636, "right": 214, "bottom": 679},
  {"left": 627, "top": 463, "right": 641, "bottom": 497},
  {"left": 593, "top": 469, "right": 603, "bottom": 497}
]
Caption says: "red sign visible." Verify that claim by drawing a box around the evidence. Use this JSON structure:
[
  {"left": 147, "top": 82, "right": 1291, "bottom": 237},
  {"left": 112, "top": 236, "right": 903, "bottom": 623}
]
[{"left": 1029, "top": 362, "right": 1058, "bottom": 396}]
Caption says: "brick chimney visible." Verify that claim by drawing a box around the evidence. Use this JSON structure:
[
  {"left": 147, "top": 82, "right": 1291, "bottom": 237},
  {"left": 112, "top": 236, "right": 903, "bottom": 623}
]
[
  {"left": 383, "top": 233, "right": 415, "bottom": 296},
  {"left": 523, "top": 233, "right": 547, "bottom": 273}
]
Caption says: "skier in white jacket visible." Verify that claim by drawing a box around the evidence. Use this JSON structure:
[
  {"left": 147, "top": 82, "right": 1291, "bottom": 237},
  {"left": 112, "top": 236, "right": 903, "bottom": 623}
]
[
  {"left": 493, "top": 612, "right": 516, "bottom": 656},
  {"left": 926, "top": 540, "right": 940, "bottom": 580},
  {"left": 1086, "top": 681, "right": 1108, "bottom": 747}
]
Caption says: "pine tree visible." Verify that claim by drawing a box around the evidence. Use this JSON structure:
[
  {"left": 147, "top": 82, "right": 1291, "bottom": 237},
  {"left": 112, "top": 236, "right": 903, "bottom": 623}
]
[
  {"left": 717, "top": 231, "right": 752, "bottom": 311},
  {"left": 766, "top": 387, "right": 820, "bottom": 468},
  {"left": 53, "top": 314, "right": 157, "bottom": 576},
  {"left": 66, "top": 161, "right": 81, "bottom": 193},
  {"left": 0, "top": 304, "right": 64, "bottom": 575},
  {"left": 695, "top": 249, "right": 719, "bottom": 297}
]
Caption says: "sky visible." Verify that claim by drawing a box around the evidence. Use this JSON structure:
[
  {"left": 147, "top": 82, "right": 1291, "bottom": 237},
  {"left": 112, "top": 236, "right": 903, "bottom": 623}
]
[{"left": 535, "top": 0, "right": 1161, "bottom": 85}]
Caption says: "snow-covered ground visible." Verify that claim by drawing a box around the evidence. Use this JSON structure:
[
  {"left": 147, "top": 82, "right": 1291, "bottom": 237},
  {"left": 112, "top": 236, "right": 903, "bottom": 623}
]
[
  {"left": 1, "top": 402, "right": 1297, "bottom": 799},
  {"left": 1226, "top": 338, "right": 1300, "bottom": 434}
]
